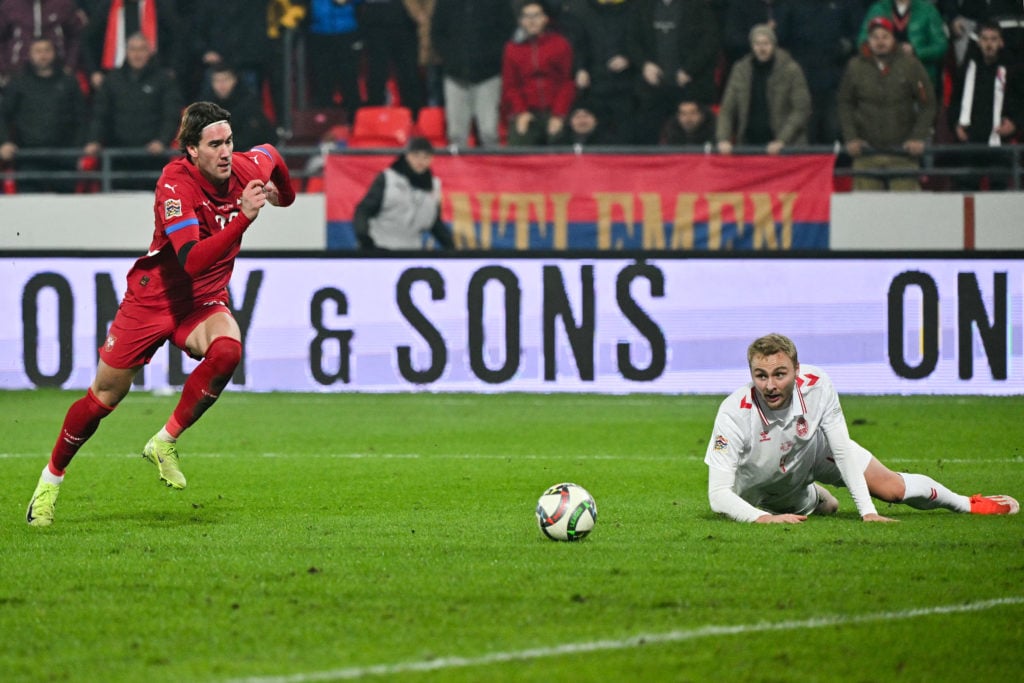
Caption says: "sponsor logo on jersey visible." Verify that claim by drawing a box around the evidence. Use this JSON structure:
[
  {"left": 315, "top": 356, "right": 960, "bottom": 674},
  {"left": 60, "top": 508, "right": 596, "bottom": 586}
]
[
  {"left": 164, "top": 198, "right": 183, "bottom": 220},
  {"left": 713, "top": 435, "right": 729, "bottom": 451}
]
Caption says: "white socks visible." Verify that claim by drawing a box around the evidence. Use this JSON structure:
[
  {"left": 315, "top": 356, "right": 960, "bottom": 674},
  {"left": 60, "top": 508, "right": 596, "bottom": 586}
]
[
  {"left": 157, "top": 427, "right": 177, "bottom": 443},
  {"left": 899, "top": 473, "right": 970, "bottom": 512},
  {"left": 41, "top": 466, "right": 64, "bottom": 485}
]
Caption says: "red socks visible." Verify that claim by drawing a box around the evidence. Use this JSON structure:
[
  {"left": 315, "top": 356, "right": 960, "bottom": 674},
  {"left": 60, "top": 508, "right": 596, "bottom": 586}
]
[
  {"left": 167, "top": 337, "right": 242, "bottom": 437},
  {"left": 49, "top": 388, "right": 114, "bottom": 474}
]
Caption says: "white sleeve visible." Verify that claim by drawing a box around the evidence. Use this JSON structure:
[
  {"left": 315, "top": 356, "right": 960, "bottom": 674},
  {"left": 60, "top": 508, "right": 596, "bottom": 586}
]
[
  {"left": 820, "top": 386, "right": 878, "bottom": 518},
  {"left": 708, "top": 465, "right": 767, "bottom": 523}
]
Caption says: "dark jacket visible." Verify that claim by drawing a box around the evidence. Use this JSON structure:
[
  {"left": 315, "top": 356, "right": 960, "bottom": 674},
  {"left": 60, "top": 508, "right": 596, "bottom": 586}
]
[
  {"left": 87, "top": 58, "right": 182, "bottom": 146},
  {"left": 626, "top": 0, "right": 720, "bottom": 104},
  {"left": 0, "top": 64, "right": 87, "bottom": 147},
  {"left": 776, "top": 0, "right": 863, "bottom": 94},
  {"left": 0, "top": 0, "right": 86, "bottom": 80},
  {"left": 563, "top": 0, "right": 636, "bottom": 96},
  {"left": 431, "top": 0, "right": 516, "bottom": 84}
]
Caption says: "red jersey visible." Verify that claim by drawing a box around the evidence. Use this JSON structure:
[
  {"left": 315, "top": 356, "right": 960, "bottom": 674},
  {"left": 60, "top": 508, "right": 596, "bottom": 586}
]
[{"left": 121, "top": 145, "right": 284, "bottom": 313}]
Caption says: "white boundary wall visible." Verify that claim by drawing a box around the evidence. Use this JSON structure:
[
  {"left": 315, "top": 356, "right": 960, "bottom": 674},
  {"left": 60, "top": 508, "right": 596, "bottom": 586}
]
[{"left": 0, "top": 192, "right": 1021, "bottom": 251}]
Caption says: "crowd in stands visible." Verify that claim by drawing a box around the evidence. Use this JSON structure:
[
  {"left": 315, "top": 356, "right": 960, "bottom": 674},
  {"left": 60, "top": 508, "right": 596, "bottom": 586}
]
[{"left": 2, "top": 0, "right": 1024, "bottom": 191}]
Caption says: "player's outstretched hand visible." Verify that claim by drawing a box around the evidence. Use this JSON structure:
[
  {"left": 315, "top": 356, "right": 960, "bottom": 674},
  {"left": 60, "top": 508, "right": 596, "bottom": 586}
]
[
  {"left": 755, "top": 513, "right": 807, "bottom": 524},
  {"left": 861, "top": 513, "right": 899, "bottom": 523},
  {"left": 241, "top": 179, "right": 267, "bottom": 219}
]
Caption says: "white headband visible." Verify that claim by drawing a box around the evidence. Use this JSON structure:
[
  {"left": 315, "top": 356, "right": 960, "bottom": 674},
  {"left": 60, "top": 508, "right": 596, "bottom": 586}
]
[{"left": 202, "top": 119, "right": 229, "bottom": 130}]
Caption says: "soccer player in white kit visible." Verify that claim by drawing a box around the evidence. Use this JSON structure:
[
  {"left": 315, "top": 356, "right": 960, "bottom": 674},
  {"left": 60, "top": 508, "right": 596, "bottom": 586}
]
[{"left": 704, "top": 333, "right": 1019, "bottom": 523}]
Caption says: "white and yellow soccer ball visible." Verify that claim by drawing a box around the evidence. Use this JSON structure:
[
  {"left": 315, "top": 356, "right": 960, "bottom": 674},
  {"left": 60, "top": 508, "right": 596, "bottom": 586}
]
[{"left": 536, "top": 482, "right": 597, "bottom": 541}]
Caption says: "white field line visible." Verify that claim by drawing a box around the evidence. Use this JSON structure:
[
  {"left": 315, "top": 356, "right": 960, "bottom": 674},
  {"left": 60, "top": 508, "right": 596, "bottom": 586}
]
[
  {"left": 0, "top": 451, "right": 1022, "bottom": 464},
  {"left": 221, "top": 596, "right": 1024, "bottom": 683}
]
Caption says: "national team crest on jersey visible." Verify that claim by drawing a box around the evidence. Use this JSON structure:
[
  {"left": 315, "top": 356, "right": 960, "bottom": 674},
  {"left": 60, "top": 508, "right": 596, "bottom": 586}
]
[
  {"left": 714, "top": 435, "right": 729, "bottom": 451},
  {"left": 164, "top": 198, "right": 182, "bottom": 219},
  {"left": 796, "top": 416, "right": 808, "bottom": 437}
]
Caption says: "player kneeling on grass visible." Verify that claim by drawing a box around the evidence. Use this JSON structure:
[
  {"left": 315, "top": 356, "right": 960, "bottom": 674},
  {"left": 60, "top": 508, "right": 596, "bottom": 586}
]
[
  {"left": 705, "top": 333, "right": 1019, "bottom": 523},
  {"left": 26, "top": 101, "right": 296, "bottom": 527}
]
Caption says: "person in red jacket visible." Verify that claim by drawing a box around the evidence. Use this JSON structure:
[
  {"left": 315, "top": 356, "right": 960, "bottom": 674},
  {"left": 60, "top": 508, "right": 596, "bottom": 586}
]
[
  {"left": 26, "top": 101, "right": 296, "bottom": 527},
  {"left": 501, "top": 1, "right": 576, "bottom": 145}
]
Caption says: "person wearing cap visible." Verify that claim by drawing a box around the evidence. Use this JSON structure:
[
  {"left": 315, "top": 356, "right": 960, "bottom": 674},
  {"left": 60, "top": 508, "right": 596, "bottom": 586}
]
[
  {"left": 353, "top": 136, "right": 455, "bottom": 250},
  {"left": 857, "top": 0, "right": 947, "bottom": 92},
  {"left": 837, "top": 15, "right": 936, "bottom": 190},
  {"left": 715, "top": 23, "right": 811, "bottom": 155}
]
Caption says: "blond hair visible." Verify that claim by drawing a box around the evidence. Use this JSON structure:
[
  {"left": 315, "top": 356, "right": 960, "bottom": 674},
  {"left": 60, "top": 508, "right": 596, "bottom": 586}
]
[{"left": 747, "top": 333, "right": 798, "bottom": 366}]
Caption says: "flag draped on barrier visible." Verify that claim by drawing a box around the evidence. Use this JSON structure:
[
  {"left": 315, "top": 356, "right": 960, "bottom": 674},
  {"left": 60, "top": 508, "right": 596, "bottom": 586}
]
[{"left": 325, "top": 153, "right": 835, "bottom": 250}]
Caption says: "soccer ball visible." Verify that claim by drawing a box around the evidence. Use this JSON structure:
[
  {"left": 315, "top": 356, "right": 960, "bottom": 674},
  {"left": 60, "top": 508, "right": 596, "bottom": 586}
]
[{"left": 536, "top": 482, "right": 597, "bottom": 541}]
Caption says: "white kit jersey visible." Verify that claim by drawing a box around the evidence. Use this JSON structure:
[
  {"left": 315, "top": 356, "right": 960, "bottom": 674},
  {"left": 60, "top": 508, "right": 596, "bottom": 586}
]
[{"left": 704, "top": 364, "right": 877, "bottom": 520}]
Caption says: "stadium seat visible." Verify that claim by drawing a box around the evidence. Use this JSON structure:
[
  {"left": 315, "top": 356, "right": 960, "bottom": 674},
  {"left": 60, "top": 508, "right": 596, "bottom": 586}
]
[
  {"left": 348, "top": 106, "right": 413, "bottom": 148},
  {"left": 415, "top": 106, "right": 447, "bottom": 147}
]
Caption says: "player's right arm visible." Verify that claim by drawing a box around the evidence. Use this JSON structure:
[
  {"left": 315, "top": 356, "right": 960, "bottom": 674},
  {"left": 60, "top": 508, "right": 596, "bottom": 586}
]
[
  {"left": 158, "top": 175, "right": 265, "bottom": 277},
  {"left": 704, "top": 404, "right": 797, "bottom": 523}
]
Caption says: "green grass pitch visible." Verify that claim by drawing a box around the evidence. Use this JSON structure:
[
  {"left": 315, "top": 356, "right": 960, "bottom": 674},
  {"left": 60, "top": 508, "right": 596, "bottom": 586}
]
[{"left": 1, "top": 390, "right": 1022, "bottom": 682}]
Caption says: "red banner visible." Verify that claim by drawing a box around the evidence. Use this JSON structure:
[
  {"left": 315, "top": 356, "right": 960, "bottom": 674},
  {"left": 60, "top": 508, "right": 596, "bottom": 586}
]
[{"left": 325, "top": 153, "right": 835, "bottom": 250}]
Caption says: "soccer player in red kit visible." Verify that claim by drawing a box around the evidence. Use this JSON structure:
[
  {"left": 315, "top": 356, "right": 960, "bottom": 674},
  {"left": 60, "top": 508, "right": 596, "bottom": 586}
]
[{"left": 27, "top": 101, "right": 296, "bottom": 526}]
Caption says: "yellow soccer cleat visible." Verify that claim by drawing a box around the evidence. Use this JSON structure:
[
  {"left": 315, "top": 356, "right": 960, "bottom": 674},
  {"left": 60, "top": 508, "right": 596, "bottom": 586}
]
[
  {"left": 26, "top": 479, "right": 61, "bottom": 527},
  {"left": 143, "top": 436, "right": 187, "bottom": 489}
]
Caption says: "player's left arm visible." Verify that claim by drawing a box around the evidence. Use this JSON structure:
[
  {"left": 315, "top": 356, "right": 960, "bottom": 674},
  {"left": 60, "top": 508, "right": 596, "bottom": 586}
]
[
  {"left": 250, "top": 144, "right": 296, "bottom": 207},
  {"left": 817, "top": 377, "right": 879, "bottom": 520}
]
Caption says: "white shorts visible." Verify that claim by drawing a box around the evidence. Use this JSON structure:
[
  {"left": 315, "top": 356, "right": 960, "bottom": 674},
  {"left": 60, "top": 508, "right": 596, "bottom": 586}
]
[{"left": 760, "top": 440, "right": 873, "bottom": 515}]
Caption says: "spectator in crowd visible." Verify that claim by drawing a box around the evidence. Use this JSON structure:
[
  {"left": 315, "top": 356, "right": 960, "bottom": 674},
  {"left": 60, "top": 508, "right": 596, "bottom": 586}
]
[
  {"left": 354, "top": 136, "right": 454, "bottom": 250},
  {"left": 83, "top": 0, "right": 186, "bottom": 93},
  {"left": 0, "top": 37, "right": 87, "bottom": 192},
  {"left": 838, "top": 16, "right": 936, "bottom": 191},
  {"left": 403, "top": 0, "right": 443, "bottom": 106},
  {"left": 431, "top": 0, "right": 516, "bottom": 147},
  {"left": 626, "top": 0, "right": 720, "bottom": 144},
  {"left": 191, "top": 0, "right": 272, "bottom": 105},
  {"left": 360, "top": 0, "right": 424, "bottom": 115},
  {"left": 209, "top": 63, "right": 277, "bottom": 151},
  {"left": 776, "top": 0, "right": 864, "bottom": 145},
  {"left": 502, "top": 1, "right": 576, "bottom": 146},
  {"left": 552, "top": 95, "right": 616, "bottom": 145},
  {"left": 858, "top": 0, "right": 948, "bottom": 92},
  {"left": 661, "top": 99, "right": 717, "bottom": 146},
  {"left": 561, "top": 0, "right": 637, "bottom": 144},
  {"left": 947, "top": 21, "right": 1023, "bottom": 190},
  {"left": 716, "top": 24, "right": 810, "bottom": 155},
  {"left": 303, "top": 0, "right": 364, "bottom": 122},
  {"left": 84, "top": 32, "right": 182, "bottom": 190},
  {"left": 0, "top": 0, "right": 87, "bottom": 88},
  {"left": 722, "top": 0, "right": 780, "bottom": 68}
]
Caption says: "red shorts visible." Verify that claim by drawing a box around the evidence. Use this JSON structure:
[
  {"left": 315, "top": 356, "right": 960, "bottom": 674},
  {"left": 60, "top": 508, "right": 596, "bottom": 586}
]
[{"left": 99, "top": 299, "right": 232, "bottom": 369}]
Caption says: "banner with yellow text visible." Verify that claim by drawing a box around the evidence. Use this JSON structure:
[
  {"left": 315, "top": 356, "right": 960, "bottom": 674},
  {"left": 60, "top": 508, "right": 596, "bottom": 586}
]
[{"left": 325, "top": 153, "right": 834, "bottom": 250}]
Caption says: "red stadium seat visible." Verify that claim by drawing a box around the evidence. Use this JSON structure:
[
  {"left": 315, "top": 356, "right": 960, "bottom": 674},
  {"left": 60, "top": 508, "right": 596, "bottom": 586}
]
[
  {"left": 348, "top": 106, "right": 413, "bottom": 148},
  {"left": 415, "top": 106, "right": 447, "bottom": 147}
]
